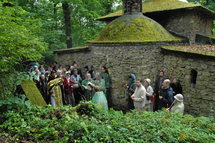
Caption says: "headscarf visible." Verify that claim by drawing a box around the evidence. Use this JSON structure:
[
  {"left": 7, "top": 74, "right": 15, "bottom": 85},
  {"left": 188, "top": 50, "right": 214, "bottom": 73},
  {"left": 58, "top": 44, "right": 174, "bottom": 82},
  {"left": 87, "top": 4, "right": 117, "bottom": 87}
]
[{"left": 128, "top": 74, "right": 136, "bottom": 87}]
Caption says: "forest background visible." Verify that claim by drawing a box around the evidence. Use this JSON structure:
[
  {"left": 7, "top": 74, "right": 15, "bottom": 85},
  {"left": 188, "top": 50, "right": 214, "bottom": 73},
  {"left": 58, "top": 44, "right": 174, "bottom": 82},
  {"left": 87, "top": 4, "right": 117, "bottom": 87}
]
[{"left": 0, "top": 0, "right": 214, "bottom": 98}]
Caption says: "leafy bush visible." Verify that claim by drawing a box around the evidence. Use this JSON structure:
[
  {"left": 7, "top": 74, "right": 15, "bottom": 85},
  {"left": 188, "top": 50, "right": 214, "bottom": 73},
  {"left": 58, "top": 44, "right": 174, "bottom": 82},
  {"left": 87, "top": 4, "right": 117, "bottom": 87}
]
[
  {"left": 0, "top": 3, "right": 47, "bottom": 99},
  {"left": 0, "top": 4, "right": 47, "bottom": 73},
  {"left": 0, "top": 72, "right": 31, "bottom": 100},
  {"left": 0, "top": 97, "right": 214, "bottom": 143}
]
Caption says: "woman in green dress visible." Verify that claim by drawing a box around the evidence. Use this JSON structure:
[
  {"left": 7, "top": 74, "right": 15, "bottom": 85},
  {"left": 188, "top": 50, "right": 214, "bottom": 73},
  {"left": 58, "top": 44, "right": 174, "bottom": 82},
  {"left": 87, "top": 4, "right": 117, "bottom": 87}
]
[
  {"left": 100, "top": 66, "right": 113, "bottom": 109},
  {"left": 91, "top": 72, "right": 108, "bottom": 111}
]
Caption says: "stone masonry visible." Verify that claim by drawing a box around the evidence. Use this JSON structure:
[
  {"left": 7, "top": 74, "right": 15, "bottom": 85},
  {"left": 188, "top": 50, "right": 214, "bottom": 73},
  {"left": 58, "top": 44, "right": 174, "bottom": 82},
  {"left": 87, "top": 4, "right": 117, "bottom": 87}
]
[
  {"left": 164, "top": 10, "right": 213, "bottom": 44},
  {"left": 57, "top": 44, "right": 164, "bottom": 110},
  {"left": 56, "top": 45, "right": 215, "bottom": 117},
  {"left": 162, "top": 50, "right": 215, "bottom": 117}
]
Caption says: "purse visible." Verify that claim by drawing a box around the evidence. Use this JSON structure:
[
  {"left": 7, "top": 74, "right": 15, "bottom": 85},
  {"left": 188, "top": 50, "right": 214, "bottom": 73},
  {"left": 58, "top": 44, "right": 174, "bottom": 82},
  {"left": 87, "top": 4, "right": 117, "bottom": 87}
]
[{"left": 150, "top": 94, "right": 155, "bottom": 102}]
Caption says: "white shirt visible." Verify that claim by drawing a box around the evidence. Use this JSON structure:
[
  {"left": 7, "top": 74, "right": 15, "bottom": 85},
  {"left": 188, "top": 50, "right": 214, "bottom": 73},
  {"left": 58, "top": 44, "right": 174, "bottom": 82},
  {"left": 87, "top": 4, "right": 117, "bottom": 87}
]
[{"left": 132, "top": 85, "right": 146, "bottom": 109}]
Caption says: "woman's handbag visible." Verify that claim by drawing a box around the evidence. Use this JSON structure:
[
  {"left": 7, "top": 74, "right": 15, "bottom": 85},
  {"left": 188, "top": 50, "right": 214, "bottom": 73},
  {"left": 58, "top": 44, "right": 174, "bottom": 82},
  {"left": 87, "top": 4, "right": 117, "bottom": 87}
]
[{"left": 150, "top": 94, "right": 155, "bottom": 102}]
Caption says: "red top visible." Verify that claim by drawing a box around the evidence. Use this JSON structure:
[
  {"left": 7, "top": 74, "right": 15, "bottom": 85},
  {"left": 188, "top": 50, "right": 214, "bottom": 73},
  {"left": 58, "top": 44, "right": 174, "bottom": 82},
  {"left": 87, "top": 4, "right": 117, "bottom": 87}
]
[{"left": 63, "top": 77, "right": 74, "bottom": 94}]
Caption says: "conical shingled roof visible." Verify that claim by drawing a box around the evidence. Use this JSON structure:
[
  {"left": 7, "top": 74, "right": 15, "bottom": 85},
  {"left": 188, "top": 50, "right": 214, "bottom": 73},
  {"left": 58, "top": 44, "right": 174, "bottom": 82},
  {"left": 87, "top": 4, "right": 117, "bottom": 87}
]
[{"left": 90, "top": 14, "right": 182, "bottom": 43}]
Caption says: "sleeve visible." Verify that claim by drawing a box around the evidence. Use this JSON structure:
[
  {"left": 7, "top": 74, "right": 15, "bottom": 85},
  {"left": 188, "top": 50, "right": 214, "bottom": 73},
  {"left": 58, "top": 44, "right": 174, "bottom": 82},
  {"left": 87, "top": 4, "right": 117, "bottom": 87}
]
[
  {"left": 71, "top": 75, "right": 75, "bottom": 82},
  {"left": 99, "top": 80, "right": 106, "bottom": 92},
  {"left": 133, "top": 96, "right": 144, "bottom": 102},
  {"left": 173, "top": 108, "right": 181, "bottom": 113},
  {"left": 178, "top": 83, "right": 183, "bottom": 94},
  {"left": 171, "top": 106, "right": 183, "bottom": 114},
  {"left": 162, "top": 98, "right": 168, "bottom": 104},
  {"left": 168, "top": 89, "right": 174, "bottom": 105},
  {"left": 161, "top": 92, "right": 168, "bottom": 104},
  {"left": 81, "top": 80, "right": 87, "bottom": 87},
  {"left": 105, "top": 74, "right": 112, "bottom": 88},
  {"left": 133, "top": 89, "right": 146, "bottom": 102},
  {"left": 154, "top": 78, "right": 159, "bottom": 94},
  {"left": 146, "top": 86, "right": 154, "bottom": 97}
]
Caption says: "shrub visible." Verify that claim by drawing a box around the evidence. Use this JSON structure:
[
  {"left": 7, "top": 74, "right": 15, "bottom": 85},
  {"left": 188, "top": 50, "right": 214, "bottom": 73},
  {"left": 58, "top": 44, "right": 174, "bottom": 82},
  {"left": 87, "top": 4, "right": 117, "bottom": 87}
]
[{"left": 0, "top": 97, "right": 214, "bottom": 143}]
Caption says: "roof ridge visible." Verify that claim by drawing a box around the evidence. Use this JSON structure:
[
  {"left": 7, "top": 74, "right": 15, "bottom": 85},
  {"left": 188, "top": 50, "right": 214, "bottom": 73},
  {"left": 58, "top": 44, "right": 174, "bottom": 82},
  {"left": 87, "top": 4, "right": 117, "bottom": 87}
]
[{"left": 97, "top": 0, "right": 213, "bottom": 21}]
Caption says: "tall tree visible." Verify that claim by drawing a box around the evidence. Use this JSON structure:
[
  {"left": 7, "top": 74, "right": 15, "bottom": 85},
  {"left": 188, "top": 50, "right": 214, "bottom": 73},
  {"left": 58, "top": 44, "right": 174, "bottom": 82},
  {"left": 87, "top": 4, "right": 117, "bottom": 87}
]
[
  {"left": 0, "top": 3, "right": 47, "bottom": 73},
  {"left": 0, "top": 2, "right": 47, "bottom": 98},
  {"left": 3, "top": 0, "right": 122, "bottom": 61},
  {"left": 62, "top": 1, "right": 72, "bottom": 48}
]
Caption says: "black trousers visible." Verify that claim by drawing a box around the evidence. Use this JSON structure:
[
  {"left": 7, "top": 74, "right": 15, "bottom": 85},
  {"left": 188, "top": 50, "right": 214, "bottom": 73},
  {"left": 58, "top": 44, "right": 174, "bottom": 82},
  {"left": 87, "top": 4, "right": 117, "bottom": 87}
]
[{"left": 106, "top": 88, "right": 113, "bottom": 109}]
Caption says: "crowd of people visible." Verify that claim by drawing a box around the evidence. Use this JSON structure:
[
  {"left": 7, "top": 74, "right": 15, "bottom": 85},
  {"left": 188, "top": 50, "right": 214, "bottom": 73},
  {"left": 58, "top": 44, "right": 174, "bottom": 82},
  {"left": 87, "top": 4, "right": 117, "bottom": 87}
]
[
  {"left": 31, "top": 62, "right": 184, "bottom": 114},
  {"left": 126, "top": 71, "right": 184, "bottom": 114},
  {"left": 31, "top": 62, "right": 112, "bottom": 110}
]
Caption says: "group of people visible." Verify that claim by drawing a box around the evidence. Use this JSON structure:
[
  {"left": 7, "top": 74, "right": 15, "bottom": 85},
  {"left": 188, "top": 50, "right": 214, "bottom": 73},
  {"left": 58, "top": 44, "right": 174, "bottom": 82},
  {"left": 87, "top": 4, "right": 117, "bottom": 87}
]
[
  {"left": 31, "top": 62, "right": 112, "bottom": 110},
  {"left": 126, "top": 71, "right": 184, "bottom": 114},
  {"left": 31, "top": 61, "right": 184, "bottom": 114}
]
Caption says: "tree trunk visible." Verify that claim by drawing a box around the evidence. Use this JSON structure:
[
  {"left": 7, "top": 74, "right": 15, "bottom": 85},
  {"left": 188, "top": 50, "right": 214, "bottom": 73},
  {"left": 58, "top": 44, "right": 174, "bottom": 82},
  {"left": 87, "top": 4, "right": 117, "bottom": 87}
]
[
  {"left": 62, "top": 2, "right": 72, "bottom": 48},
  {"left": 54, "top": 2, "right": 58, "bottom": 29}
]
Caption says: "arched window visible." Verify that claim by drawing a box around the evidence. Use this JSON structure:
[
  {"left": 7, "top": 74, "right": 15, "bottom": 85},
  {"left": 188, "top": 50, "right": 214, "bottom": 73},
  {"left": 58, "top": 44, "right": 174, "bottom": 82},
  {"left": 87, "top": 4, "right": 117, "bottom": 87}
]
[{"left": 191, "top": 69, "right": 198, "bottom": 87}]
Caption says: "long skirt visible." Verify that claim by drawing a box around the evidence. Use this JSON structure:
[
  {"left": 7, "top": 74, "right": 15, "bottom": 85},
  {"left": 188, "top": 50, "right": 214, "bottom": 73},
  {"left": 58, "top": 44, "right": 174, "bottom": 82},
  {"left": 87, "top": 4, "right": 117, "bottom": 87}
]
[
  {"left": 106, "top": 88, "right": 113, "bottom": 109},
  {"left": 67, "top": 92, "right": 75, "bottom": 107},
  {"left": 92, "top": 91, "right": 108, "bottom": 111},
  {"left": 50, "top": 85, "right": 63, "bottom": 108}
]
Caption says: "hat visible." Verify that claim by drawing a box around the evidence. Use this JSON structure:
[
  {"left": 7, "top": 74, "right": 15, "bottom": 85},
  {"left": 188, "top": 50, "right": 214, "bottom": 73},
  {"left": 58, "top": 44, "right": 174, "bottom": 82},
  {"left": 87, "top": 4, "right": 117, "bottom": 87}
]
[
  {"left": 129, "top": 74, "right": 136, "bottom": 80},
  {"left": 174, "top": 94, "right": 184, "bottom": 102},
  {"left": 65, "top": 71, "right": 70, "bottom": 75},
  {"left": 144, "top": 78, "right": 151, "bottom": 84},
  {"left": 163, "top": 79, "right": 171, "bottom": 83}
]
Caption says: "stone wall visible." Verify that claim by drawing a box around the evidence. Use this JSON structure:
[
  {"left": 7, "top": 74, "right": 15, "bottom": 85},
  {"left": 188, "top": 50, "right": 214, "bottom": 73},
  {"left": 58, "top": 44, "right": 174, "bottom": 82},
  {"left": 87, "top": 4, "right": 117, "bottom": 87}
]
[
  {"left": 162, "top": 10, "right": 213, "bottom": 44},
  {"left": 162, "top": 50, "right": 215, "bottom": 117},
  {"left": 56, "top": 44, "right": 215, "bottom": 117},
  {"left": 56, "top": 43, "right": 164, "bottom": 110}
]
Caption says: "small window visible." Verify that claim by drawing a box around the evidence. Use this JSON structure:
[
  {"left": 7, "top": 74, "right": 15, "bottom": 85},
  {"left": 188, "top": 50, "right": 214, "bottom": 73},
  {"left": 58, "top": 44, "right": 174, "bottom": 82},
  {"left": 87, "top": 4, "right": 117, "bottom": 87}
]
[{"left": 191, "top": 69, "right": 198, "bottom": 87}]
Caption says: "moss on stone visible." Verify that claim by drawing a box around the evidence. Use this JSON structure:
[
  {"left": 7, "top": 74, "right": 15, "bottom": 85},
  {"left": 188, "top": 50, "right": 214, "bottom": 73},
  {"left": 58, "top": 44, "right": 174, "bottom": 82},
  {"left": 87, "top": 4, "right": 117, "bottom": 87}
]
[
  {"left": 143, "top": 0, "right": 199, "bottom": 13},
  {"left": 54, "top": 46, "right": 89, "bottom": 53},
  {"left": 98, "top": 0, "right": 201, "bottom": 20},
  {"left": 21, "top": 80, "right": 47, "bottom": 106},
  {"left": 205, "top": 35, "right": 215, "bottom": 39},
  {"left": 91, "top": 15, "right": 183, "bottom": 43},
  {"left": 161, "top": 45, "right": 215, "bottom": 57}
]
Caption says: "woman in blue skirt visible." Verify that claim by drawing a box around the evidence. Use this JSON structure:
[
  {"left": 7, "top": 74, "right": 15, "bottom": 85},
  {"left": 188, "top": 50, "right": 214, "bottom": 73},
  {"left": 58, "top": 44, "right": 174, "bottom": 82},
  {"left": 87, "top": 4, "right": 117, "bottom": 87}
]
[{"left": 90, "top": 73, "right": 108, "bottom": 111}]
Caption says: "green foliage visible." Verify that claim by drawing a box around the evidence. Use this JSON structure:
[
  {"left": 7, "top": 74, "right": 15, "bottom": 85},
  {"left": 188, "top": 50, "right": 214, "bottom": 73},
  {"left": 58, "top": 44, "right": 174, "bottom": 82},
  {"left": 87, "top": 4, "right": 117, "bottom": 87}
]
[
  {"left": 69, "top": 0, "right": 107, "bottom": 46},
  {"left": 6, "top": 0, "right": 120, "bottom": 63},
  {"left": 0, "top": 3, "right": 47, "bottom": 73},
  {"left": 0, "top": 98, "right": 214, "bottom": 142},
  {"left": 0, "top": 0, "right": 120, "bottom": 98},
  {"left": 0, "top": 72, "right": 31, "bottom": 99},
  {"left": 0, "top": 2, "right": 47, "bottom": 99}
]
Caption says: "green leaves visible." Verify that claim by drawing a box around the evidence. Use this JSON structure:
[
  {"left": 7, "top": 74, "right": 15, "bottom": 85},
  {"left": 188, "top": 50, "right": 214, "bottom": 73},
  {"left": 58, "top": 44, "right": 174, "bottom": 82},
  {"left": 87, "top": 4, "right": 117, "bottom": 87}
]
[
  {"left": 0, "top": 100, "right": 214, "bottom": 142},
  {"left": 0, "top": 4, "right": 47, "bottom": 98},
  {"left": 0, "top": 4, "right": 47, "bottom": 74},
  {"left": 1, "top": 0, "right": 121, "bottom": 63}
]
